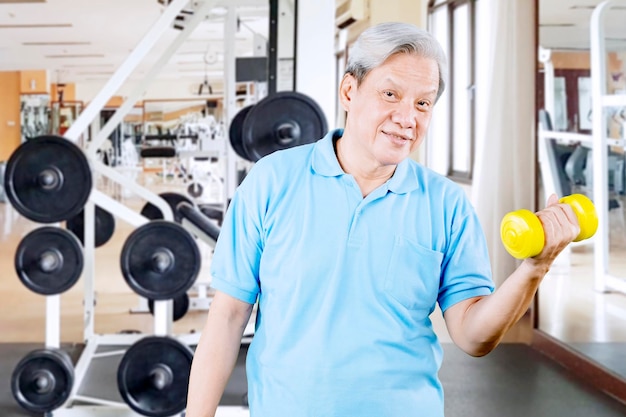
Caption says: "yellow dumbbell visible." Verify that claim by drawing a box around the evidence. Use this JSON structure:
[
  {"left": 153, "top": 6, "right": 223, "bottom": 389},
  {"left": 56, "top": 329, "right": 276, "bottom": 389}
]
[{"left": 500, "top": 193, "right": 598, "bottom": 259}]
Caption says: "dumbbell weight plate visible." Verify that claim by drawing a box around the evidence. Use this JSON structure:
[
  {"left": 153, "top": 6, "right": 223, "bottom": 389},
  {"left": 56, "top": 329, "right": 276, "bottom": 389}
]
[
  {"left": 559, "top": 194, "right": 598, "bottom": 242},
  {"left": 4, "top": 135, "right": 92, "bottom": 223},
  {"left": 15, "top": 226, "right": 84, "bottom": 295},
  {"left": 117, "top": 336, "right": 193, "bottom": 417},
  {"left": 147, "top": 293, "right": 190, "bottom": 322},
  {"left": 66, "top": 206, "right": 116, "bottom": 248},
  {"left": 11, "top": 348, "right": 74, "bottom": 413},
  {"left": 140, "top": 192, "right": 194, "bottom": 224},
  {"left": 500, "top": 209, "right": 545, "bottom": 259},
  {"left": 120, "top": 220, "right": 200, "bottom": 300},
  {"left": 241, "top": 91, "right": 328, "bottom": 162},
  {"left": 187, "top": 182, "right": 203, "bottom": 198},
  {"left": 229, "top": 105, "right": 254, "bottom": 161}
]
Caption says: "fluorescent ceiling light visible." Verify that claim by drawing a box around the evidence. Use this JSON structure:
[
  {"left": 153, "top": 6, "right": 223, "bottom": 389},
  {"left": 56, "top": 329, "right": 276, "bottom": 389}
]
[
  {"left": 62, "top": 64, "right": 114, "bottom": 68},
  {"left": 46, "top": 54, "right": 105, "bottom": 58},
  {"left": 0, "top": 23, "right": 72, "bottom": 28},
  {"left": 0, "top": 0, "right": 46, "bottom": 3},
  {"left": 23, "top": 41, "right": 91, "bottom": 46}
]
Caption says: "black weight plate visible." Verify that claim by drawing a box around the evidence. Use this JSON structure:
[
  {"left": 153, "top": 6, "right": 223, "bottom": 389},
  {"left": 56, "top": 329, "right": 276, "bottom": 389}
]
[
  {"left": 11, "top": 348, "right": 74, "bottom": 413},
  {"left": 148, "top": 293, "right": 190, "bottom": 322},
  {"left": 15, "top": 226, "right": 84, "bottom": 295},
  {"left": 229, "top": 105, "right": 254, "bottom": 160},
  {"left": 120, "top": 220, "right": 200, "bottom": 300},
  {"left": 140, "top": 192, "right": 193, "bottom": 224},
  {"left": 66, "top": 206, "right": 116, "bottom": 248},
  {"left": 118, "top": 336, "right": 193, "bottom": 417},
  {"left": 242, "top": 91, "right": 328, "bottom": 162},
  {"left": 187, "top": 182, "right": 203, "bottom": 198},
  {"left": 4, "top": 135, "right": 92, "bottom": 224}
]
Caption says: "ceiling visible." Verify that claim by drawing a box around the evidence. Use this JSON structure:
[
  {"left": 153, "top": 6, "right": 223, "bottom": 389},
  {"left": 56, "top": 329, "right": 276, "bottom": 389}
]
[
  {"left": 539, "top": 0, "right": 626, "bottom": 51},
  {"left": 1, "top": 0, "right": 625, "bottom": 88},
  {"left": 0, "top": 0, "right": 270, "bottom": 85}
]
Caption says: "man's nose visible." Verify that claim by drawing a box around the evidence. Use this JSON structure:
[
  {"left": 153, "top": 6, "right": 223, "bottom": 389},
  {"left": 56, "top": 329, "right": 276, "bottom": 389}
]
[{"left": 391, "top": 101, "right": 418, "bottom": 129}]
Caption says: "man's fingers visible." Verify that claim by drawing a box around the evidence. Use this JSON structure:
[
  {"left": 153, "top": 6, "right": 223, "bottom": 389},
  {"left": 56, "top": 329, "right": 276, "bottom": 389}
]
[{"left": 546, "top": 193, "right": 559, "bottom": 207}]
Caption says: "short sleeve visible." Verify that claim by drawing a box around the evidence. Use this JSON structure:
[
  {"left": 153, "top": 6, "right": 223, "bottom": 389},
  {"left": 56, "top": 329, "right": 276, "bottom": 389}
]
[
  {"left": 437, "top": 196, "right": 495, "bottom": 312},
  {"left": 210, "top": 188, "right": 263, "bottom": 305}
]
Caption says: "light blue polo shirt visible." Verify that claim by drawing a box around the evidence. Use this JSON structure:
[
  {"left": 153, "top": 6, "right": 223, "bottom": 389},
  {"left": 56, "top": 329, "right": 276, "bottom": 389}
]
[{"left": 210, "top": 129, "right": 494, "bottom": 417}]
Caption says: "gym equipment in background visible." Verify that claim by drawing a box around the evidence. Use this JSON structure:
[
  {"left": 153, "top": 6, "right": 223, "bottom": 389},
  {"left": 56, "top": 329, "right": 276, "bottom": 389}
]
[
  {"left": 117, "top": 336, "right": 194, "bottom": 417},
  {"left": 11, "top": 348, "right": 74, "bottom": 414},
  {"left": 120, "top": 220, "right": 201, "bottom": 301},
  {"left": 3, "top": 135, "right": 92, "bottom": 224},
  {"left": 66, "top": 206, "right": 116, "bottom": 248},
  {"left": 140, "top": 192, "right": 194, "bottom": 224},
  {"left": 229, "top": 91, "right": 328, "bottom": 162},
  {"left": 147, "top": 293, "right": 190, "bottom": 322},
  {"left": 15, "top": 226, "right": 84, "bottom": 295}
]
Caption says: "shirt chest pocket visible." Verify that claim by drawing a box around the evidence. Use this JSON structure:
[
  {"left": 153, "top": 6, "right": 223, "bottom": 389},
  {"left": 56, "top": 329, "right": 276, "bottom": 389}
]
[{"left": 384, "top": 236, "right": 444, "bottom": 311}]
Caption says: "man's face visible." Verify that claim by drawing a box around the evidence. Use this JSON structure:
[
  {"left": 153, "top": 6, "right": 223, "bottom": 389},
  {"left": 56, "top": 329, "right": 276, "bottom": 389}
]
[{"left": 339, "top": 53, "right": 439, "bottom": 167}]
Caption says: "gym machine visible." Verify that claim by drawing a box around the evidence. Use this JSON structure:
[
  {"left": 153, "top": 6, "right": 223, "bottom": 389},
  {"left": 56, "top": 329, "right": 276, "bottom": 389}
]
[
  {"left": 539, "top": 1, "right": 626, "bottom": 295},
  {"left": 5, "top": 1, "right": 227, "bottom": 416},
  {"left": 4, "top": 0, "right": 329, "bottom": 415},
  {"left": 20, "top": 94, "right": 50, "bottom": 142},
  {"left": 590, "top": 0, "right": 626, "bottom": 295}
]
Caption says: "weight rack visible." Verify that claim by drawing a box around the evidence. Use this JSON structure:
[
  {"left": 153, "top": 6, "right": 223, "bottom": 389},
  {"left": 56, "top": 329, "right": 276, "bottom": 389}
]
[{"left": 6, "top": 1, "right": 253, "bottom": 416}]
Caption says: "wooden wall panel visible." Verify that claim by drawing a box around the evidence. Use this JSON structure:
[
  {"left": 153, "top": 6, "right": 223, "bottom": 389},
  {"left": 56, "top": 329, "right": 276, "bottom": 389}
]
[
  {"left": 0, "top": 72, "right": 21, "bottom": 161},
  {"left": 19, "top": 70, "right": 49, "bottom": 94},
  {"left": 50, "top": 83, "right": 76, "bottom": 101}
]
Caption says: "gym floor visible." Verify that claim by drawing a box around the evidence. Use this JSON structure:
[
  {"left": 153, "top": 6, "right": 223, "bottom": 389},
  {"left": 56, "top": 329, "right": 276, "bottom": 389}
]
[{"left": 2, "top": 165, "right": 626, "bottom": 416}]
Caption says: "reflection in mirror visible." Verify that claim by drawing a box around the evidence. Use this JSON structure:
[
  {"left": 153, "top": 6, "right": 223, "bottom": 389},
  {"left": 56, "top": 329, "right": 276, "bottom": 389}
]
[
  {"left": 140, "top": 98, "right": 224, "bottom": 161},
  {"left": 537, "top": 0, "right": 626, "bottom": 381},
  {"left": 142, "top": 99, "right": 220, "bottom": 139}
]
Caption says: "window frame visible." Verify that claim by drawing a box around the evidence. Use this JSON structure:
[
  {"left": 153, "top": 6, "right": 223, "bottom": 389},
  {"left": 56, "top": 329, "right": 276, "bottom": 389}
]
[{"left": 428, "top": 0, "right": 476, "bottom": 183}]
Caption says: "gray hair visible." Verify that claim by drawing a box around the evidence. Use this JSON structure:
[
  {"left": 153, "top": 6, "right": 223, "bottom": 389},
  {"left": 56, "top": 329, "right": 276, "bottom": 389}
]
[{"left": 345, "top": 22, "right": 447, "bottom": 101}]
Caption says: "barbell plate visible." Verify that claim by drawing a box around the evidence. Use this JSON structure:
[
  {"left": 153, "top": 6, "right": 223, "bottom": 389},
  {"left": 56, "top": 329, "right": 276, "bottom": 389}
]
[
  {"left": 229, "top": 105, "right": 254, "bottom": 160},
  {"left": 117, "top": 336, "right": 193, "bottom": 417},
  {"left": 15, "top": 226, "right": 84, "bottom": 295},
  {"left": 148, "top": 293, "right": 190, "bottom": 322},
  {"left": 140, "top": 192, "right": 194, "bottom": 224},
  {"left": 242, "top": 91, "right": 328, "bottom": 162},
  {"left": 66, "top": 206, "right": 116, "bottom": 248},
  {"left": 11, "top": 348, "right": 74, "bottom": 413},
  {"left": 3, "top": 135, "right": 92, "bottom": 224},
  {"left": 187, "top": 182, "right": 204, "bottom": 198},
  {"left": 120, "top": 220, "right": 200, "bottom": 300}
]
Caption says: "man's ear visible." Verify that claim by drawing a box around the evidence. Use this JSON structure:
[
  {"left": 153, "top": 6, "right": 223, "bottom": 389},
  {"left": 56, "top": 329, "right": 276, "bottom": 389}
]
[{"left": 339, "top": 73, "right": 356, "bottom": 112}]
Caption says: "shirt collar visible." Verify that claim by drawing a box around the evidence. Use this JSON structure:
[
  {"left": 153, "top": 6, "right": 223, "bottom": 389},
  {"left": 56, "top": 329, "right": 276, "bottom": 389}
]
[{"left": 311, "top": 128, "right": 420, "bottom": 194}]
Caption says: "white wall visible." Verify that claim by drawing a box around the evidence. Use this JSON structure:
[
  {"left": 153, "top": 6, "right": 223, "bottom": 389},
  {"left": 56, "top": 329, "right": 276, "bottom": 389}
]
[{"left": 296, "top": 0, "right": 337, "bottom": 129}]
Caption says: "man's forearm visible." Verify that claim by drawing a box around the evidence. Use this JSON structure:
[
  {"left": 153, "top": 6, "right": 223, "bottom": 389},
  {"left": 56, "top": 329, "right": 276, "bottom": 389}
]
[
  {"left": 447, "top": 259, "right": 550, "bottom": 356},
  {"left": 186, "top": 293, "right": 253, "bottom": 417}
]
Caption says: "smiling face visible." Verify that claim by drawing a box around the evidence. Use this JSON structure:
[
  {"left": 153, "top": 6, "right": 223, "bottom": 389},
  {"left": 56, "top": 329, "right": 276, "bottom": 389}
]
[{"left": 339, "top": 52, "right": 440, "bottom": 170}]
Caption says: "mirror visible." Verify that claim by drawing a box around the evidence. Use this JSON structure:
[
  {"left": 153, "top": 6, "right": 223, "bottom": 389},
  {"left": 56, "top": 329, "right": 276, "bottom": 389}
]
[
  {"left": 142, "top": 99, "right": 222, "bottom": 138},
  {"left": 537, "top": 0, "right": 626, "bottom": 380}
]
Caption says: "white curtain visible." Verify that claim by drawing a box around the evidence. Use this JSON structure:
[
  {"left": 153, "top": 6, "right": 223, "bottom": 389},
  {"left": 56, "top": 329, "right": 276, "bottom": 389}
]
[{"left": 472, "top": 0, "right": 537, "bottom": 287}]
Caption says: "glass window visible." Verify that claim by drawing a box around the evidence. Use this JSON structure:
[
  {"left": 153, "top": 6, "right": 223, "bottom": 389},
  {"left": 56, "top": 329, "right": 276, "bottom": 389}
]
[{"left": 427, "top": 0, "right": 476, "bottom": 182}]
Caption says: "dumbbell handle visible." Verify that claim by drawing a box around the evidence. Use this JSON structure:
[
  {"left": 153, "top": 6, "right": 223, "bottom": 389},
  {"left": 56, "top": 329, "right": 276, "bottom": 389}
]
[{"left": 500, "top": 193, "right": 598, "bottom": 259}]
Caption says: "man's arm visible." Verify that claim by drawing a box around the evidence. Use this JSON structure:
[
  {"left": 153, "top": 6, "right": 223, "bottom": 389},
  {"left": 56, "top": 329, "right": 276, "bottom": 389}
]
[
  {"left": 186, "top": 291, "right": 254, "bottom": 417},
  {"left": 443, "top": 194, "right": 580, "bottom": 357}
]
